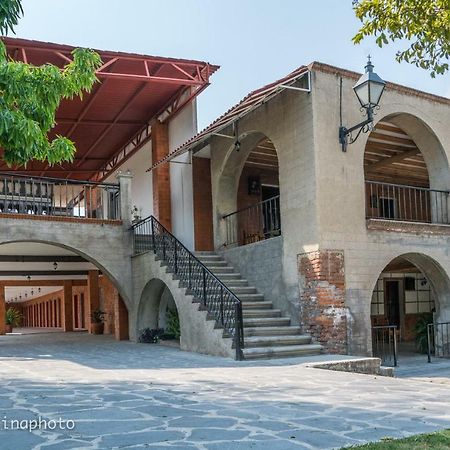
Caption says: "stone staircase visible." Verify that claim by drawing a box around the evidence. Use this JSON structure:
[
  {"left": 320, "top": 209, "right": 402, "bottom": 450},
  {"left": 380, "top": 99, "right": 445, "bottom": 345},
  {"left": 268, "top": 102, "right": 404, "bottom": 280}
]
[{"left": 196, "top": 252, "right": 322, "bottom": 360}]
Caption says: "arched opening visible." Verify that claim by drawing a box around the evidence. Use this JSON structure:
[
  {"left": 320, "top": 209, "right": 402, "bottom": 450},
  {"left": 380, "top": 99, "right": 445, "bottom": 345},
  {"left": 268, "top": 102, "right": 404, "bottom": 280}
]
[
  {"left": 137, "top": 279, "right": 180, "bottom": 344},
  {"left": 220, "top": 134, "right": 281, "bottom": 247},
  {"left": 364, "top": 116, "right": 450, "bottom": 225},
  {"left": 0, "top": 241, "right": 129, "bottom": 341},
  {"left": 370, "top": 253, "right": 450, "bottom": 364}
]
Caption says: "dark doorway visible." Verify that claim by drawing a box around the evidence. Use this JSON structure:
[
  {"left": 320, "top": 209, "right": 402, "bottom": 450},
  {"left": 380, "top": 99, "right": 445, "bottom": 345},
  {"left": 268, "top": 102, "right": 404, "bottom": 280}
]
[{"left": 385, "top": 280, "right": 401, "bottom": 326}]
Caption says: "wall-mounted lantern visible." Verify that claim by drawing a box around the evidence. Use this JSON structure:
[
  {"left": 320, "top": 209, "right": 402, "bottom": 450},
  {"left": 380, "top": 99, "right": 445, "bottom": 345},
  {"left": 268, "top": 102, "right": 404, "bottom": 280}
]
[{"left": 339, "top": 57, "right": 386, "bottom": 152}]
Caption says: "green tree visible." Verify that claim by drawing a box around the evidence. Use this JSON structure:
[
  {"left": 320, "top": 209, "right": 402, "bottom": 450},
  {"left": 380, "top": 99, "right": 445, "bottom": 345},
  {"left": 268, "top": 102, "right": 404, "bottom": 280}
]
[
  {"left": 353, "top": 0, "right": 450, "bottom": 77},
  {"left": 0, "top": 0, "right": 102, "bottom": 166}
]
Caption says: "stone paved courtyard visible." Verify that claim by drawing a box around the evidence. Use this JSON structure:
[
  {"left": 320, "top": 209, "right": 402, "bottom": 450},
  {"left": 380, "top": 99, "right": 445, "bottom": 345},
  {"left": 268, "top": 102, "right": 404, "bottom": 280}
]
[{"left": 0, "top": 332, "right": 449, "bottom": 449}]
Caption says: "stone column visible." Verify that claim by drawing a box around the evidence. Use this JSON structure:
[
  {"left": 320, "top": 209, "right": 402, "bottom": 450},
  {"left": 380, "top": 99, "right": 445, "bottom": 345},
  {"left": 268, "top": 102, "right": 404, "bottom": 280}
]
[
  {"left": 87, "top": 270, "right": 100, "bottom": 333},
  {"left": 151, "top": 120, "right": 172, "bottom": 230},
  {"left": 116, "top": 171, "right": 133, "bottom": 229},
  {"left": 0, "top": 285, "right": 5, "bottom": 335},
  {"left": 62, "top": 281, "right": 74, "bottom": 332}
]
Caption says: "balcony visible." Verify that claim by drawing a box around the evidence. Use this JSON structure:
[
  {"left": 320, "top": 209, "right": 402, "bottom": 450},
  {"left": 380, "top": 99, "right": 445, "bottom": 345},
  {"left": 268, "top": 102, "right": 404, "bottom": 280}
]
[
  {"left": 365, "top": 180, "right": 450, "bottom": 229},
  {"left": 222, "top": 195, "right": 281, "bottom": 247},
  {"left": 0, "top": 172, "right": 120, "bottom": 223}
]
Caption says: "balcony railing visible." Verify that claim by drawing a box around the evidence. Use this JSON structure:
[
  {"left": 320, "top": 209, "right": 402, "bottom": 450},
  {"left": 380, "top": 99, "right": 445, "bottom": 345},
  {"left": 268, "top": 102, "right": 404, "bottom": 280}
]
[
  {"left": 222, "top": 195, "right": 281, "bottom": 247},
  {"left": 365, "top": 181, "right": 450, "bottom": 225},
  {"left": 0, "top": 172, "right": 120, "bottom": 220}
]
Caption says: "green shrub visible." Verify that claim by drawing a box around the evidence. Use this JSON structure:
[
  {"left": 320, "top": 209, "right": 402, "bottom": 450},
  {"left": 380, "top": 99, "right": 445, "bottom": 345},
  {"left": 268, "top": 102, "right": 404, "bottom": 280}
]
[{"left": 166, "top": 308, "right": 180, "bottom": 340}]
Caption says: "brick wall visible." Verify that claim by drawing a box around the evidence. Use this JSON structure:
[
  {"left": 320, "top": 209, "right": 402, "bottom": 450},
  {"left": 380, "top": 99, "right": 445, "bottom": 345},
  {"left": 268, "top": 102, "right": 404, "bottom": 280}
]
[
  {"left": 298, "top": 250, "right": 348, "bottom": 353},
  {"left": 192, "top": 157, "right": 214, "bottom": 251},
  {"left": 151, "top": 120, "right": 172, "bottom": 230},
  {"left": 99, "top": 275, "right": 118, "bottom": 335}
]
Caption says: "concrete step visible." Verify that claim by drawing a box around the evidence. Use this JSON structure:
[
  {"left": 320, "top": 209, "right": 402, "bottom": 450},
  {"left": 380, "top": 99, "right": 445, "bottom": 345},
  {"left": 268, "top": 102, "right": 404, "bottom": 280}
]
[
  {"left": 224, "top": 280, "right": 249, "bottom": 287},
  {"left": 215, "top": 273, "right": 242, "bottom": 280},
  {"left": 244, "top": 335, "right": 312, "bottom": 348},
  {"left": 228, "top": 286, "right": 257, "bottom": 295},
  {"left": 237, "top": 293, "right": 265, "bottom": 302},
  {"left": 202, "top": 260, "right": 229, "bottom": 267},
  {"left": 243, "top": 317, "right": 291, "bottom": 327},
  {"left": 242, "top": 301, "right": 273, "bottom": 310},
  {"left": 243, "top": 344, "right": 322, "bottom": 360},
  {"left": 244, "top": 326, "right": 302, "bottom": 337},
  {"left": 243, "top": 309, "right": 282, "bottom": 319},
  {"left": 207, "top": 266, "right": 235, "bottom": 273}
]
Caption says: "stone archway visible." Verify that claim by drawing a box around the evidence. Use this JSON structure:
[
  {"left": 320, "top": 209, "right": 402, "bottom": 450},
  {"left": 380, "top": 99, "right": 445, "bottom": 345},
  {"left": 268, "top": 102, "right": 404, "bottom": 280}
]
[
  {"left": 215, "top": 131, "right": 281, "bottom": 248},
  {"left": 136, "top": 278, "right": 179, "bottom": 341},
  {"left": 0, "top": 240, "right": 129, "bottom": 339},
  {"left": 368, "top": 252, "right": 450, "bottom": 360},
  {"left": 363, "top": 113, "right": 450, "bottom": 224}
]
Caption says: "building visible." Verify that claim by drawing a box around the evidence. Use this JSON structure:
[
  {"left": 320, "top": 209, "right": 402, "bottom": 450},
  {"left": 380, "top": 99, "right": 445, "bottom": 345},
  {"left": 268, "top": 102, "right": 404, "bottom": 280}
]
[{"left": 2, "top": 37, "right": 449, "bottom": 363}]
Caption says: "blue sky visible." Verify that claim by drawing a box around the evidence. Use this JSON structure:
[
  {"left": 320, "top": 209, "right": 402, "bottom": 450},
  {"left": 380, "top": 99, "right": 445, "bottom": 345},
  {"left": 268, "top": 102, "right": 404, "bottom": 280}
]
[{"left": 15, "top": 0, "right": 450, "bottom": 130}]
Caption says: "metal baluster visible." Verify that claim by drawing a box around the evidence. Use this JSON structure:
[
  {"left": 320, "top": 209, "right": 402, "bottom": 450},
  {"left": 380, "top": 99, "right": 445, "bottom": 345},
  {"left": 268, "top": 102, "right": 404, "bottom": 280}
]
[{"left": 202, "top": 268, "right": 207, "bottom": 307}]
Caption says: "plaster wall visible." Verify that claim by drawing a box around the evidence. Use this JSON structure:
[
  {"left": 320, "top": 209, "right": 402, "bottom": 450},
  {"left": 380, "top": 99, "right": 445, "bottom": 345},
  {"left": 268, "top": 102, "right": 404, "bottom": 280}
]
[
  {"left": 221, "top": 236, "right": 298, "bottom": 323},
  {"left": 169, "top": 100, "right": 197, "bottom": 250},
  {"left": 105, "top": 141, "right": 153, "bottom": 222}
]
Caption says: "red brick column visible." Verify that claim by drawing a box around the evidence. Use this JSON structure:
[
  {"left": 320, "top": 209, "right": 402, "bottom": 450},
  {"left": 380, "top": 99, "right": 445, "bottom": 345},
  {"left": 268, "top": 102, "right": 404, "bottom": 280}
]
[
  {"left": 0, "top": 285, "right": 5, "bottom": 335},
  {"left": 87, "top": 270, "right": 100, "bottom": 333},
  {"left": 151, "top": 120, "right": 172, "bottom": 230},
  {"left": 62, "top": 281, "right": 74, "bottom": 332},
  {"left": 114, "top": 296, "right": 129, "bottom": 341},
  {"left": 298, "top": 250, "right": 348, "bottom": 354}
]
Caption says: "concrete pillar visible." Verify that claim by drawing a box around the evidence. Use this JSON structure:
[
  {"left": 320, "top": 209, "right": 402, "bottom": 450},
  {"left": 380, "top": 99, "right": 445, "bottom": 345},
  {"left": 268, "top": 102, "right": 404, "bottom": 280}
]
[
  {"left": 114, "top": 296, "right": 129, "bottom": 340},
  {"left": 87, "top": 270, "right": 100, "bottom": 333},
  {"left": 0, "top": 285, "right": 5, "bottom": 335},
  {"left": 62, "top": 281, "right": 74, "bottom": 332},
  {"left": 151, "top": 120, "right": 172, "bottom": 230},
  {"left": 116, "top": 171, "right": 133, "bottom": 229}
]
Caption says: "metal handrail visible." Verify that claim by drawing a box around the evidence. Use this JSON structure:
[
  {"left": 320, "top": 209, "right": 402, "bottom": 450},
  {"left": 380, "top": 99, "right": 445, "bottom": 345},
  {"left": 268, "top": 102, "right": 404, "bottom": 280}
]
[
  {"left": 371, "top": 324, "right": 398, "bottom": 367},
  {"left": 222, "top": 195, "right": 281, "bottom": 219},
  {"left": 366, "top": 180, "right": 450, "bottom": 195},
  {"left": 0, "top": 171, "right": 119, "bottom": 187},
  {"left": 131, "top": 215, "right": 244, "bottom": 360},
  {"left": 427, "top": 321, "right": 450, "bottom": 363}
]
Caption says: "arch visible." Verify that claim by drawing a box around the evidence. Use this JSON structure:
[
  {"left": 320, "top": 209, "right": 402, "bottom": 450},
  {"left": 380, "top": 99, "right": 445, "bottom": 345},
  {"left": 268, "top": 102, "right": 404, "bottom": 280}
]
[
  {"left": 216, "top": 131, "right": 281, "bottom": 247},
  {"left": 368, "top": 252, "right": 450, "bottom": 359},
  {"left": 363, "top": 113, "right": 450, "bottom": 224},
  {"left": 0, "top": 239, "right": 130, "bottom": 339},
  {"left": 136, "top": 278, "right": 180, "bottom": 341},
  {"left": 0, "top": 239, "right": 130, "bottom": 308}
]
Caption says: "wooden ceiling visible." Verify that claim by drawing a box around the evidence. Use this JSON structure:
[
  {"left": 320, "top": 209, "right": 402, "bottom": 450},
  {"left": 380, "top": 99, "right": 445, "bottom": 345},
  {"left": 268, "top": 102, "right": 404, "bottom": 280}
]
[
  {"left": 364, "top": 121, "right": 429, "bottom": 187},
  {"left": 244, "top": 138, "right": 279, "bottom": 171},
  {"left": 384, "top": 257, "right": 419, "bottom": 273}
]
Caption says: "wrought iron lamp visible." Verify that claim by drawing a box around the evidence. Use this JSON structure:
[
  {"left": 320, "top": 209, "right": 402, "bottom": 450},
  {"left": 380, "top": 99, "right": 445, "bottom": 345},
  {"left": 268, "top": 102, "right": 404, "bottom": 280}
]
[{"left": 339, "top": 57, "right": 386, "bottom": 152}]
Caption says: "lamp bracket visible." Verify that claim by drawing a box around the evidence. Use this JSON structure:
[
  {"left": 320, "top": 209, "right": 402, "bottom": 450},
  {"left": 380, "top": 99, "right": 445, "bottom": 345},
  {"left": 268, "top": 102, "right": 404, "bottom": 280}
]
[{"left": 338, "top": 108, "right": 374, "bottom": 152}]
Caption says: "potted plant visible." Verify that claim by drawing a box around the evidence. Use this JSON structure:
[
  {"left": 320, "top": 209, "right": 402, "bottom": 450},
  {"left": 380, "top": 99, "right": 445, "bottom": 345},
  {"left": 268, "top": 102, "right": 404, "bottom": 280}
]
[
  {"left": 91, "top": 309, "right": 105, "bottom": 335},
  {"left": 131, "top": 205, "right": 141, "bottom": 224},
  {"left": 5, "top": 307, "right": 22, "bottom": 333}
]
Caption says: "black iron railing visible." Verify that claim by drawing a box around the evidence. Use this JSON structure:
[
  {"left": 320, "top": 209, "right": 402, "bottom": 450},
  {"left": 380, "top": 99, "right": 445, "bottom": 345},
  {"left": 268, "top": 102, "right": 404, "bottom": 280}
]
[
  {"left": 131, "top": 215, "right": 244, "bottom": 360},
  {"left": 372, "top": 325, "right": 398, "bottom": 367},
  {"left": 366, "top": 180, "right": 450, "bottom": 224},
  {"left": 0, "top": 172, "right": 120, "bottom": 220},
  {"left": 223, "top": 195, "right": 281, "bottom": 247},
  {"left": 427, "top": 321, "right": 450, "bottom": 362}
]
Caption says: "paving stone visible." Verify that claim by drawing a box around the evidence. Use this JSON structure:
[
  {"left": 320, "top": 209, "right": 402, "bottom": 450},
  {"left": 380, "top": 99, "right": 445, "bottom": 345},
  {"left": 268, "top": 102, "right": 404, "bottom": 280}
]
[
  {"left": 100, "top": 430, "right": 185, "bottom": 447},
  {"left": 1, "top": 332, "right": 450, "bottom": 450},
  {"left": 187, "top": 428, "right": 250, "bottom": 441}
]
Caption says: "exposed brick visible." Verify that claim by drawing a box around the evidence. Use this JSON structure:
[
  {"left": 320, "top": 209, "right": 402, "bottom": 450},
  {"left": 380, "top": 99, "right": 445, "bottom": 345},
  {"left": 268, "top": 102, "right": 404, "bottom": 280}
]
[{"left": 298, "top": 250, "right": 348, "bottom": 354}]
